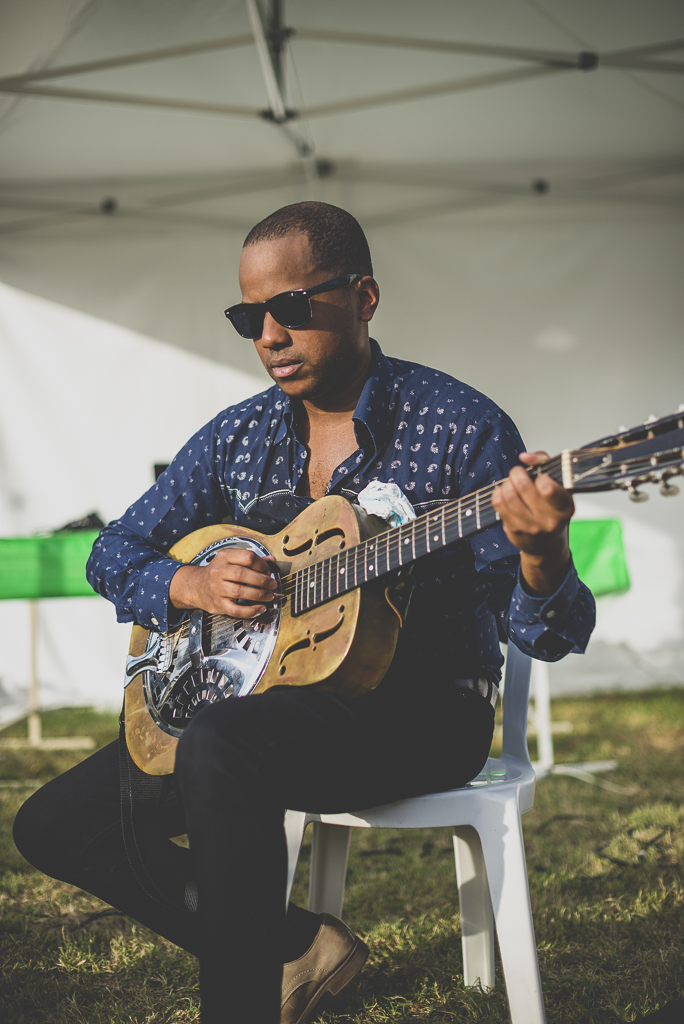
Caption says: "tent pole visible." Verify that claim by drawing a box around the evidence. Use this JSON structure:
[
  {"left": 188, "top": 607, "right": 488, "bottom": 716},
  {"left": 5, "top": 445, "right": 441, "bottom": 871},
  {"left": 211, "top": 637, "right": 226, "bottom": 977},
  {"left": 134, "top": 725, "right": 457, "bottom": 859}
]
[{"left": 244, "top": 0, "right": 316, "bottom": 166}]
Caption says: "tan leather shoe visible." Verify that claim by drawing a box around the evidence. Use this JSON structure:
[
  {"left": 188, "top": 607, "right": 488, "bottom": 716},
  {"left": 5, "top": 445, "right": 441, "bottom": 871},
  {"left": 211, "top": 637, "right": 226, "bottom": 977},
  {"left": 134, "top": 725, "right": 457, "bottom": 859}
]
[{"left": 280, "top": 913, "right": 369, "bottom": 1024}]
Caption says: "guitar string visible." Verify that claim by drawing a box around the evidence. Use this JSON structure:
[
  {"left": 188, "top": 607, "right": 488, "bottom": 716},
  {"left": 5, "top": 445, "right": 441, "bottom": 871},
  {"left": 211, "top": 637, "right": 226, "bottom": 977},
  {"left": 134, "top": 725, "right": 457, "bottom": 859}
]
[
  {"left": 160, "top": 447, "right": 621, "bottom": 640},
  {"left": 161, "top": 451, "right": 569, "bottom": 640},
  {"left": 163, "top": 465, "right": 533, "bottom": 640},
  {"left": 161, "top": 444, "right": 676, "bottom": 640}
]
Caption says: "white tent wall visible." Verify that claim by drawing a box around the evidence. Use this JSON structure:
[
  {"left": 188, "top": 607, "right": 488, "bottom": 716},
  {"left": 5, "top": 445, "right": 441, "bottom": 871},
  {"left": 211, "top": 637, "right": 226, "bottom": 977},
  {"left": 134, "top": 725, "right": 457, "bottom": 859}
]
[{"left": 0, "top": 281, "right": 265, "bottom": 723}]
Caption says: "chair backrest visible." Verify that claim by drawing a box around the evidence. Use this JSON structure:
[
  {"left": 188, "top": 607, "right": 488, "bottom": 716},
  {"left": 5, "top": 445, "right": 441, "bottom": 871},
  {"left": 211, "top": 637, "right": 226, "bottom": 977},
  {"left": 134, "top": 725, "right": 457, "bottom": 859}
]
[{"left": 501, "top": 644, "right": 533, "bottom": 765}]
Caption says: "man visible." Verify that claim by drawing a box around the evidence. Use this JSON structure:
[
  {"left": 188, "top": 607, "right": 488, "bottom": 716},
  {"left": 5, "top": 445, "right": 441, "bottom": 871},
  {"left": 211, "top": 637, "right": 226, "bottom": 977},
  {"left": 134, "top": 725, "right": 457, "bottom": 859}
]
[{"left": 14, "top": 202, "right": 594, "bottom": 1023}]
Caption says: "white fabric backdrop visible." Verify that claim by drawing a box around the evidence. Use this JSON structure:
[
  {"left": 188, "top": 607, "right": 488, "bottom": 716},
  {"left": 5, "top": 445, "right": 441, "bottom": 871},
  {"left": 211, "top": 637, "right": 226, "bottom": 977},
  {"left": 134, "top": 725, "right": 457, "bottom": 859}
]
[{"left": 0, "top": 280, "right": 265, "bottom": 724}]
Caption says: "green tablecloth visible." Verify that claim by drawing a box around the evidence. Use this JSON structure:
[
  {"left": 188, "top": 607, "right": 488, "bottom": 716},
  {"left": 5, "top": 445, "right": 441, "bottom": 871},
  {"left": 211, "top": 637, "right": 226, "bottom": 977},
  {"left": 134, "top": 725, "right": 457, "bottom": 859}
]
[
  {"left": 0, "top": 531, "right": 100, "bottom": 600},
  {"left": 0, "top": 519, "right": 629, "bottom": 601},
  {"left": 569, "top": 518, "right": 630, "bottom": 597}
]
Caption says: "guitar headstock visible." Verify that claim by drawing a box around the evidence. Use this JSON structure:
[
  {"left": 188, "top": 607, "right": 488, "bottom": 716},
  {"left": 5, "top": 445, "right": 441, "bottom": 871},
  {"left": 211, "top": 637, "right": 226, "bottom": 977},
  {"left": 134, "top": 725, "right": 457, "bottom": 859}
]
[{"left": 541, "top": 407, "right": 684, "bottom": 502}]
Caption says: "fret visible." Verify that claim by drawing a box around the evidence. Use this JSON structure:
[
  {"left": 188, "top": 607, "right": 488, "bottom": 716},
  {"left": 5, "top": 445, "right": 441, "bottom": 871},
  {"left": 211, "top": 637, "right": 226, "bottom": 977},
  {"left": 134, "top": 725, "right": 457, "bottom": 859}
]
[
  {"left": 366, "top": 540, "right": 376, "bottom": 582},
  {"left": 338, "top": 550, "right": 348, "bottom": 593},
  {"left": 413, "top": 515, "right": 428, "bottom": 560},
  {"left": 307, "top": 562, "right": 315, "bottom": 609},
  {"left": 318, "top": 559, "right": 325, "bottom": 603},
  {"left": 428, "top": 512, "right": 442, "bottom": 552},
  {"left": 457, "top": 500, "right": 463, "bottom": 538},
  {"left": 411, "top": 521, "right": 416, "bottom": 560},
  {"left": 441, "top": 506, "right": 447, "bottom": 547},
  {"left": 321, "top": 557, "right": 328, "bottom": 603},
  {"left": 386, "top": 528, "right": 392, "bottom": 573},
  {"left": 475, "top": 491, "right": 481, "bottom": 531}
]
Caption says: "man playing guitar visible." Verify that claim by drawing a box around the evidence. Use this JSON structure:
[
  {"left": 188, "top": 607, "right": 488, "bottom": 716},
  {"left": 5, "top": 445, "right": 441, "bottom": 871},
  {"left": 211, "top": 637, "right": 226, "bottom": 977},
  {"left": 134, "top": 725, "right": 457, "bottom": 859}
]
[{"left": 14, "top": 202, "right": 594, "bottom": 1023}]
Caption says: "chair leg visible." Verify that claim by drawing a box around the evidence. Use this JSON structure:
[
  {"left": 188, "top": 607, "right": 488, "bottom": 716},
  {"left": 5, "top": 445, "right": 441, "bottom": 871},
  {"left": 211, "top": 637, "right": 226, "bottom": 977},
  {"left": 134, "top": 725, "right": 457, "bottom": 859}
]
[
  {"left": 479, "top": 796, "right": 547, "bottom": 1024},
  {"left": 308, "top": 822, "right": 351, "bottom": 918},
  {"left": 453, "top": 825, "right": 495, "bottom": 992},
  {"left": 284, "top": 810, "right": 309, "bottom": 907}
]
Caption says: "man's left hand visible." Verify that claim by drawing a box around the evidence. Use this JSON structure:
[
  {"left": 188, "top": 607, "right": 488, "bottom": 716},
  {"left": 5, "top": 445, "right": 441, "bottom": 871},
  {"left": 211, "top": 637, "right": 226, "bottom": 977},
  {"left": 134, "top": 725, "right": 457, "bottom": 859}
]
[{"left": 491, "top": 451, "right": 574, "bottom": 596}]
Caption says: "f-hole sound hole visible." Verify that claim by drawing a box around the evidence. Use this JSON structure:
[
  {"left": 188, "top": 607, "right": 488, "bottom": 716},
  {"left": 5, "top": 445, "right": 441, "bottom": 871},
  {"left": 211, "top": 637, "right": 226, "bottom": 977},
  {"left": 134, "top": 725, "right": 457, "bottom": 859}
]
[
  {"left": 315, "top": 528, "right": 346, "bottom": 546},
  {"left": 313, "top": 614, "right": 345, "bottom": 644},
  {"left": 282, "top": 538, "right": 313, "bottom": 557}
]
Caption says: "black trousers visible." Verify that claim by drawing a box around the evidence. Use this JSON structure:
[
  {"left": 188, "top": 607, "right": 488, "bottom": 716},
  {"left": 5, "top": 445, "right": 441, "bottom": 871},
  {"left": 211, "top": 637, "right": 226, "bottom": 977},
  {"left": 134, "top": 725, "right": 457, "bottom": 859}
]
[{"left": 13, "top": 681, "right": 493, "bottom": 1023}]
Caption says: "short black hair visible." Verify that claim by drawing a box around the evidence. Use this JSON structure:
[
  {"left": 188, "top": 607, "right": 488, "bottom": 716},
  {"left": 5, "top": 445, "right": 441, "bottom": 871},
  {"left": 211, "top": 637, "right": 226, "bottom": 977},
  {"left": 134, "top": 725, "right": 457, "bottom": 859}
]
[{"left": 243, "top": 201, "right": 373, "bottom": 278}]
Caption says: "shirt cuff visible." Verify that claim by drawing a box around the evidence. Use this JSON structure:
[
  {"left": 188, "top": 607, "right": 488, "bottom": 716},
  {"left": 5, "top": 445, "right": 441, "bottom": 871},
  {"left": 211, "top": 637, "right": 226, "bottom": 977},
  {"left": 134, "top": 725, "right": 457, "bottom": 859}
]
[
  {"left": 131, "top": 557, "right": 185, "bottom": 632},
  {"left": 511, "top": 557, "right": 595, "bottom": 657}
]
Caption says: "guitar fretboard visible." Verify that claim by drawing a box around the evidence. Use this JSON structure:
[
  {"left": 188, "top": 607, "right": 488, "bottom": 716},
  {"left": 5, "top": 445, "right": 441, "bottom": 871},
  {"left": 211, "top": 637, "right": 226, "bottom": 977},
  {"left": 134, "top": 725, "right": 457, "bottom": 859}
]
[
  {"left": 291, "top": 483, "right": 504, "bottom": 615},
  {"left": 288, "top": 406, "right": 684, "bottom": 616}
]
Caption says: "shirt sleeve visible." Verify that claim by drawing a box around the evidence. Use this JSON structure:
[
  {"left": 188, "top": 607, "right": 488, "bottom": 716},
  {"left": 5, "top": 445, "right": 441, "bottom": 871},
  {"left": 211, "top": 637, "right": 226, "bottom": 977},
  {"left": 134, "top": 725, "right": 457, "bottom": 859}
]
[
  {"left": 457, "top": 406, "right": 596, "bottom": 662},
  {"left": 86, "top": 419, "right": 231, "bottom": 632}
]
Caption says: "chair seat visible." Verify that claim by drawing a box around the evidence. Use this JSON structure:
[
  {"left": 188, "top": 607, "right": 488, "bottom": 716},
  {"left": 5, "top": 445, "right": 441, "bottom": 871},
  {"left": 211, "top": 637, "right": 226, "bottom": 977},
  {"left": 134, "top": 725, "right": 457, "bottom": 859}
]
[{"left": 304, "top": 755, "right": 536, "bottom": 830}]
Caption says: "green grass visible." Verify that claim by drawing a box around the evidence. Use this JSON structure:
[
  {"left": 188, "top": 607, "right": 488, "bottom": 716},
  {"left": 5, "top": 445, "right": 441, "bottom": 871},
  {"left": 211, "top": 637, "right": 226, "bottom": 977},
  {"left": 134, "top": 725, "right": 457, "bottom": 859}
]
[{"left": 2, "top": 695, "right": 684, "bottom": 1022}]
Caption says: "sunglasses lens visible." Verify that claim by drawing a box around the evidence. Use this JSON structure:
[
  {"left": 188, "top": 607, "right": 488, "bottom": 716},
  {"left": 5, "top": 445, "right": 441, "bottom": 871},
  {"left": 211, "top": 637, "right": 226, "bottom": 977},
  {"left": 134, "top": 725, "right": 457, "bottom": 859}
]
[
  {"left": 268, "top": 293, "right": 312, "bottom": 329},
  {"left": 227, "top": 307, "right": 264, "bottom": 340}
]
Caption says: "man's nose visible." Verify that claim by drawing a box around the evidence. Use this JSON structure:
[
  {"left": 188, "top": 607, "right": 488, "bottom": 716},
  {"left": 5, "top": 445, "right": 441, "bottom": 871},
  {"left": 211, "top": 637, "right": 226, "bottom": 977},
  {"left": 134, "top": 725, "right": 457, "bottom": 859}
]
[{"left": 259, "top": 311, "right": 291, "bottom": 347}]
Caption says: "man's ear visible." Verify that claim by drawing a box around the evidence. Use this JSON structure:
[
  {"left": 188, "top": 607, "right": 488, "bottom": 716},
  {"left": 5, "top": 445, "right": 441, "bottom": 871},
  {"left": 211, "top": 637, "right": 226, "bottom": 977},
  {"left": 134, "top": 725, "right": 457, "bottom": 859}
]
[{"left": 357, "top": 276, "right": 380, "bottom": 322}]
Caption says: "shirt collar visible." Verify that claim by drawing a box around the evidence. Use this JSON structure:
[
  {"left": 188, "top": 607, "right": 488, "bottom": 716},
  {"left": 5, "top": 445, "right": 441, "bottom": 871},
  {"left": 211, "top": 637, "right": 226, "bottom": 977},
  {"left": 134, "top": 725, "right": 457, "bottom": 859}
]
[{"left": 272, "top": 339, "right": 394, "bottom": 456}]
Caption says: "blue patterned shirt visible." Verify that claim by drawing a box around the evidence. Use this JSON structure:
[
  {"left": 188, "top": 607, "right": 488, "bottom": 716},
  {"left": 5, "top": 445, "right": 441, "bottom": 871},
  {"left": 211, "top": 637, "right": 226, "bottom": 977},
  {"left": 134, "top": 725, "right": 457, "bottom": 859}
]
[{"left": 87, "top": 340, "right": 594, "bottom": 687}]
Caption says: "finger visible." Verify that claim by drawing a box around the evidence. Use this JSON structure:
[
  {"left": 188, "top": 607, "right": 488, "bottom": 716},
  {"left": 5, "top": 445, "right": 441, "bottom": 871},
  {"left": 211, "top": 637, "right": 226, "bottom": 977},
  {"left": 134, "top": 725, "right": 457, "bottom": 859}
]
[
  {"left": 217, "top": 597, "right": 269, "bottom": 619},
  {"left": 211, "top": 561, "right": 278, "bottom": 592},
  {"left": 219, "top": 580, "right": 277, "bottom": 603},
  {"left": 508, "top": 466, "right": 573, "bottom": 520},
  {"left": 494, "top": 472, "right": 570, "bottom": 536},
  {"left": 518, "top": 450, "right": 550, "bottom": 465},
  {"left": 491, "top": 475, "right": 540, "bottom": 532},
  {"left": 496, "top": 467, "right": 541, "bottom": 521},
  {"left": 534, "top": 472, "right": 575, "bottom": 513},
  {"left": 212, "top": 548, "right": 276, "bottom": 577}
]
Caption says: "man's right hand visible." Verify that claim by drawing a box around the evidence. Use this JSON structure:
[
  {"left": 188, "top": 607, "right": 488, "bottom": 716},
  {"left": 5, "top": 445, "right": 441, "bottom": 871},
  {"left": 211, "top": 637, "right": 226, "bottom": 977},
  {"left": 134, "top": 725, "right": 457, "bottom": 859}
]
[{"left": 169, "top": 549, "right": 278, "bottom": 619}]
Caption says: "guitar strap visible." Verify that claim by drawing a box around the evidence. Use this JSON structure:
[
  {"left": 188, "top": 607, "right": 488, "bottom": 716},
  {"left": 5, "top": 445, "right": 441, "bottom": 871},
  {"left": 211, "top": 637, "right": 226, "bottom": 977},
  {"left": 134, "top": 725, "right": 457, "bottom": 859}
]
[{"left": 118, "top": 715, "right": 197, "bottom": 914}]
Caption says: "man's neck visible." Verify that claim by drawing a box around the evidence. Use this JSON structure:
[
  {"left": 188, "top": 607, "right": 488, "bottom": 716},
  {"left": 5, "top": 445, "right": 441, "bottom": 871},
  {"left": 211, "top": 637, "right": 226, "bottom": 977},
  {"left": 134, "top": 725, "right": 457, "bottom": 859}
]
[{"left": 299, "top": 340, "right": 372, "bottom": 428}]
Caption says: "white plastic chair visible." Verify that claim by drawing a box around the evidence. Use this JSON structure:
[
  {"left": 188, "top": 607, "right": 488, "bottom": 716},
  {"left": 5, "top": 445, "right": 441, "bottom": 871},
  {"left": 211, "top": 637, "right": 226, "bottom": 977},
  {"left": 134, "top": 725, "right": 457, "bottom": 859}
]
[{"left": 284, "top": 644, "right": 545, "bottom": 1024}]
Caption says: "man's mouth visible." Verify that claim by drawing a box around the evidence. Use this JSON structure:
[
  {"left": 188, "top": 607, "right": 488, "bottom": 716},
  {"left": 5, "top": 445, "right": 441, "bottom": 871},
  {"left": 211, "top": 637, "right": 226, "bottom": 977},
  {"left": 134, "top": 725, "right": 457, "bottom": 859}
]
[{"left": 270, "top": 361, "right": 303, "bottom": 379}]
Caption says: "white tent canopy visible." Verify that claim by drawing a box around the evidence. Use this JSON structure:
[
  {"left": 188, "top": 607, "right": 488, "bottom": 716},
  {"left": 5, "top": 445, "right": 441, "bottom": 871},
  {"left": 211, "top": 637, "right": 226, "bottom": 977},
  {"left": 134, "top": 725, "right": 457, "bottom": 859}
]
[{"left": 0, "top": 0, "right": 682, "bottom": 712}]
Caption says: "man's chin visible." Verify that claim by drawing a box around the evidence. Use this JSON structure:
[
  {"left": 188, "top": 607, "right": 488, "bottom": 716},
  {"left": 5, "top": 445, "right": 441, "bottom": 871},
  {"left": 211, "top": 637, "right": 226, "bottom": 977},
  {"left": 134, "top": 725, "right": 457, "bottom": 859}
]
[{"left": 271, "top": 374, "right": 314, "bottom": 399}]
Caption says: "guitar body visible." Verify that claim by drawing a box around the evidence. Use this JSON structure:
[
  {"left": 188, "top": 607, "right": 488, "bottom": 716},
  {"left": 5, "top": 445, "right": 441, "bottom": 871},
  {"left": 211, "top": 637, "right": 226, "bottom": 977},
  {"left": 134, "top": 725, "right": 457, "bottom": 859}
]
[{"left": 124, "top": 496, "right": 401, "bottom": 774}]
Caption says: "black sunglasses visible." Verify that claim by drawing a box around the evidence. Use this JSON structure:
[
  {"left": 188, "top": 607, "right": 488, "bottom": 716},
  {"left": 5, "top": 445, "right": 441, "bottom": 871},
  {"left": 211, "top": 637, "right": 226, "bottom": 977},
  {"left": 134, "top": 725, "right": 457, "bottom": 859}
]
[{"left": 224, "top": 273, "right": 361, "bottom": 340}]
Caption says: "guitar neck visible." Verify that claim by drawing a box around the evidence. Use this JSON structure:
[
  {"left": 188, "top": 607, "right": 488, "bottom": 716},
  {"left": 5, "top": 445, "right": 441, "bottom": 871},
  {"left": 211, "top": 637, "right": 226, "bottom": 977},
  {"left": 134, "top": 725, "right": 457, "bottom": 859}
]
[
  {"left": 291, "top": 459, "right": 563, "bottom": 616},
  {"left": 289, "top": 403, "right": 684, "bottom": 616}
]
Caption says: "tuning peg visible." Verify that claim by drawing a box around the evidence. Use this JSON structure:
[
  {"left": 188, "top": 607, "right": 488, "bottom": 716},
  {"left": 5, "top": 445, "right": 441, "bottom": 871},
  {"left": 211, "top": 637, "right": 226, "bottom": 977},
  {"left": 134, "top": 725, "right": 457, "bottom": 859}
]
[
  {"left": 661, "top": 480, "right": 680, "bottom": 497},
  {"left": 677, "top": 403, "right": 684, "bottom": 413},
  {"left": 628, "top": 485, "right": 649, "bottom": 502},
  {"left": 618, "top": 424, "right": 627, "bottom": 433},
  {"left": 644, "top": 414, "right": 657, "bottom": 424}
]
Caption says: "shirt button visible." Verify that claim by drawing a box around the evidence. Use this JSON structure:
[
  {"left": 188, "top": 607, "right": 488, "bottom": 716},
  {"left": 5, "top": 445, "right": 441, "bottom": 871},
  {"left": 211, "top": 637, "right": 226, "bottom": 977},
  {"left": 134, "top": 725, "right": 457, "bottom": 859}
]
[
  {"left": 545, "top": 609, "right": 556, "bottom": 620},
  {"left": 151, "top": 616, "right": 159, "bottom": 626}
]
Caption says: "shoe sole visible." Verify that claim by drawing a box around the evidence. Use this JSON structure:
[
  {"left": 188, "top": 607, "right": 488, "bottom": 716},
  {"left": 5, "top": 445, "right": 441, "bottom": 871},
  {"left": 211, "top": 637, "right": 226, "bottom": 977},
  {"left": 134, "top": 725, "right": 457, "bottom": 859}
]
[{"left": 296, "top": 936, "right": 369, "bottom": 1024}]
